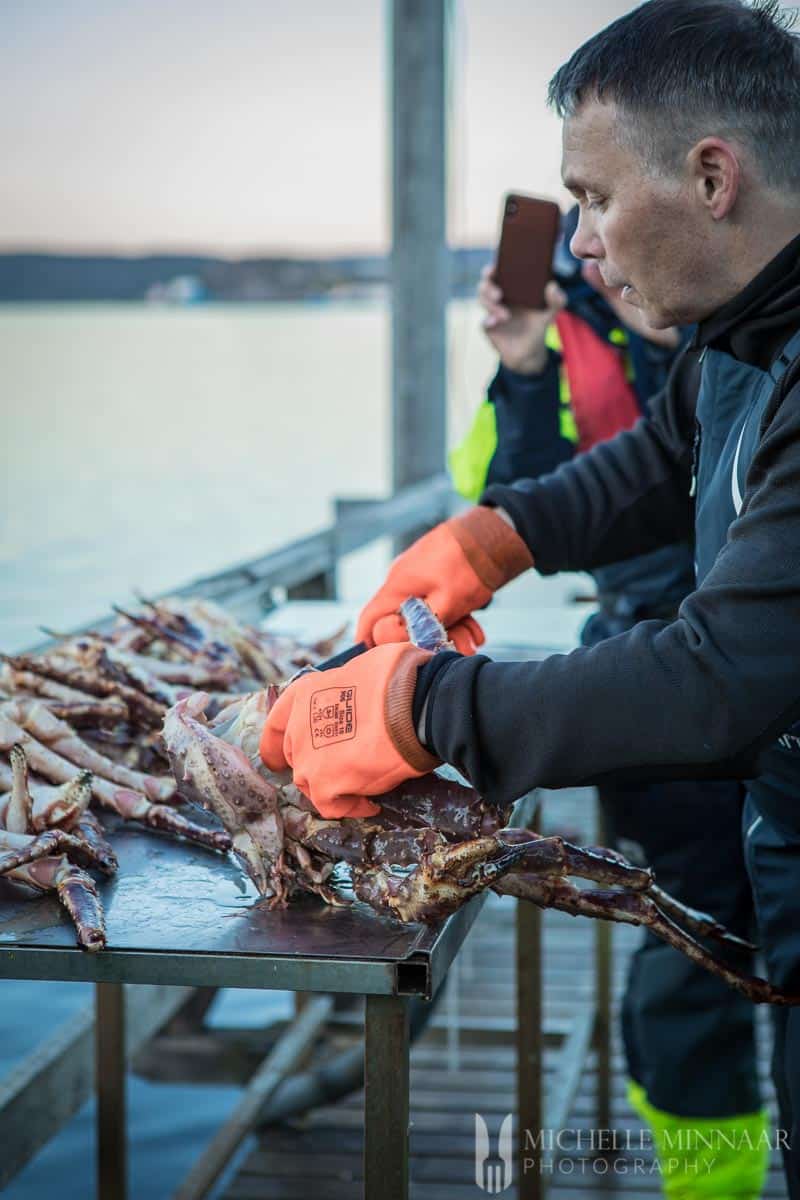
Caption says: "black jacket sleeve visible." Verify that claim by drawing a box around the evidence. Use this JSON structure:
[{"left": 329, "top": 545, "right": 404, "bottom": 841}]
[
  {"left": 482, "top": 349, "right": 700, "bottom": 574},
  {"left": 424, "top": 367, "right": 800, "bottom": 804},
  {"left": 485, "top": 355, "right": 575, "bottom": 486}
]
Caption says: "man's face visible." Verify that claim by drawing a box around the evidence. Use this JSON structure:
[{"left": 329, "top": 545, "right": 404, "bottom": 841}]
[{"left": 562, "top": 99, "right": 718, "bottom": 328}]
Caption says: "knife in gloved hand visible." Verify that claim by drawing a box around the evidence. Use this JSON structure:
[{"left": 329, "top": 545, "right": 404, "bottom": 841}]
[{"left": 314, "top": 641, "right": 369, "bottom": 671}]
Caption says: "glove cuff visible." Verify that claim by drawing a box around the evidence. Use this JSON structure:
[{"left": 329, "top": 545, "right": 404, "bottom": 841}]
[
  {"left": 385, "top": 646, "right": 442, "bottom": 774},
  {"left": 448, "top": 506, "right": 534, "bottom": 592}
]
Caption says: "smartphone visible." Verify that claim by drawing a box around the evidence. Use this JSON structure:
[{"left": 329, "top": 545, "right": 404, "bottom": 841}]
[{"left": 494, "top": 193, "right": 561, "bottom": 310}]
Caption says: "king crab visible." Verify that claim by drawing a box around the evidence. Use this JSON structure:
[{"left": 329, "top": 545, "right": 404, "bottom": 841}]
[{"left": 164, "top": 598, "right": 799, "bottom": 1007}]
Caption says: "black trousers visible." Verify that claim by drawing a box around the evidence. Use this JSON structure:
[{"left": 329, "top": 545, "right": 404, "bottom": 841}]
[
  {"left": 582, "top": 604, "right": 761, "bottom": 1128},
  {"left": 601, "top": 778, "right": 761, "bottom": 1120},
  {"left": 743, "top": 795, "right": 800, "bottom": 1197}
]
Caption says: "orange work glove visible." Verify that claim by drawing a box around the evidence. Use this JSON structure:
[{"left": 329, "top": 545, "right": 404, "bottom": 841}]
[
  {"left": 259, "top": 643, "right": 440, "bottom": 820},
  {"left": 355, "top": 506, "right": 533, "bottom": 649}
]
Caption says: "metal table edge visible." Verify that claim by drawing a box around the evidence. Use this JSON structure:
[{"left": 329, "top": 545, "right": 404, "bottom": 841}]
[{"left": 0, "top": 945, "right": 403, "bottom": 995}]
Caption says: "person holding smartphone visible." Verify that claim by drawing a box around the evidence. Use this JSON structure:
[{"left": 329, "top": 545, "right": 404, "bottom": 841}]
[
  {"left": 260, "top": 3, "right": 800, "bottom": 1192},
  {"left": 449, "top": 206, "right": 765, "bottom": 1200}
]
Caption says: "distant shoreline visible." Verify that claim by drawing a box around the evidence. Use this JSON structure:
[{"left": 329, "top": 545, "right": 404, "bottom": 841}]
[{"left": 0, "top": 248, "right": 492, "bottom": 304}]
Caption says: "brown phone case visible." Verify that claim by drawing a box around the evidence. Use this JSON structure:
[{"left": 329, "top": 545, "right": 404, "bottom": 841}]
[{"left": 494, "top": 193, "right": 561, "bottom": 310}]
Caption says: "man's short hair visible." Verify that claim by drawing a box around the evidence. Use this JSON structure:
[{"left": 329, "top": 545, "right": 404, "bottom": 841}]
[{"left": 548, "top": 0, "right": 800, "bottom": 195}]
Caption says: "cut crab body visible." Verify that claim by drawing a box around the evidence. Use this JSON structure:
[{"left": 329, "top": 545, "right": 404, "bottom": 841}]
[{"left": 163, "top": 692, "right": 285, "bottom": 900}]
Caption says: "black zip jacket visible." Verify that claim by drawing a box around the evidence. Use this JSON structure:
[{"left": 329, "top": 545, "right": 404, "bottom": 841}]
[
  {"left": 485, "top": 277, "right": 695, "bottom": 608},
  {"left": 420, "top": 232, "right": 800, "bottom": 809}
]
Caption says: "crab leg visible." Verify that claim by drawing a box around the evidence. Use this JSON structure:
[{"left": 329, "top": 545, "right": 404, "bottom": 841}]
[
  {"left": 108, "top": 649, "right": 241, "bottom": 691},
  {"left": 646, "top": 883, "right": 757, "bottom": 953},
  {"left": 0, "top": 701, "right": 177, "bottom": 803},
  {"left": 112, "top": 606, "right": 228, "bottom": 666},
  {"left": 101, "top": 787, "right": 232, "bottom": 853},
  {"left": 1, "top": 762, "right": 91, "bottom": 831},
  {"left": 570, "top": 839, "right": 756, "bottom": 951},
  {"left": 7, "top": 855, "right": 106, "bottom": 951},
  {"left": 0, "top": 720, "right": 229, "bottom": 853},
  {"left": 496, "top": 828, "right": 654, "bottom": 890},
  {"left": 3, "top": 651, "right": 165, "bottom": 728},
  {"left": 5, "top": 744, "right": 33, "bottom": 833},
  {"left": 73, "top": 638, "right": 177, "bottom": 707},
  {"left": 0, "top": 750, "right": 95, "bottom": 836},
  {"left": 0, "top": 828, "right": 109, "bottom": 874},
  {"left": 495, "top": 874, "right": 797, "bottom": 1007},
  {"left": 71, "top": 810, "right": 118, "bottom": 874},
  {"left": 0, "top": 661, "right": 129, "bottom": 724}
]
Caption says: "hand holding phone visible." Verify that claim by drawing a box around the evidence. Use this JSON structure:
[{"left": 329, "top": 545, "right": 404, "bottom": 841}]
[{"left": 494, "top": 193, "right": 561, "bottom": 310}]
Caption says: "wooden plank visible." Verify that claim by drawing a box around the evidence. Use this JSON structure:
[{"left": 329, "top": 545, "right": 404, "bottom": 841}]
[
  {"left": 223, "top": 868, "right": 789, "bottom": 1200},
  {"left": 0, "top": 984, "right": 193, "bottom": 1189},
  {"left": 175, "top": 994, "right": 333, "bottom": 1200}
]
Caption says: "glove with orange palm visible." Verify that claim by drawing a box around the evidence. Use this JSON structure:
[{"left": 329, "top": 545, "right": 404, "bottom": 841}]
[
  {"left": 259, "top": 642, "right": 440, "bottom": 820},
  {"left": 355, "top": 506, "right": 533, "bottom": 653}
]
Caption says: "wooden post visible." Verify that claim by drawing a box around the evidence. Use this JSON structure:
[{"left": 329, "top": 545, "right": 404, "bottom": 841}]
[{"left": 390, "top": 0, "right": 449, "bottom": 506}]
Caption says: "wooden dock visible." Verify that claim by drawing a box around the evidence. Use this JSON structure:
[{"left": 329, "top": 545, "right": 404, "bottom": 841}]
[{"left": 223, "top": 788, "right": 789, "bottom": 1200}]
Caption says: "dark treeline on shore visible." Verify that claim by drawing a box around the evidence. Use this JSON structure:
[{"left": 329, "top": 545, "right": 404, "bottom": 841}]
[{"left": 0, "top": 247, "right": 493, "bottom": 303}]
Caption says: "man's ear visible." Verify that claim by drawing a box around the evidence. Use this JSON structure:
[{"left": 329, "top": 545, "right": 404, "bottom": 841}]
[{"left": 687, "top": 137, "right": 741, "bottom": 220}]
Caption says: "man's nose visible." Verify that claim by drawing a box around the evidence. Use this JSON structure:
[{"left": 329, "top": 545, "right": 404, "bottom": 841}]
[{"left": 569, "top": 212, "right": 603, "bottom": 261}]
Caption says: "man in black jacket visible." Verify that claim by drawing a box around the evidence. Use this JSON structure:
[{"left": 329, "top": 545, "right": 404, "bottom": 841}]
[
  {"left": 450, "top": 212, "right": 764, "bottom": 1198},
  {"left": 262, "top": 1, "right": 800, "bottom": 1191}
]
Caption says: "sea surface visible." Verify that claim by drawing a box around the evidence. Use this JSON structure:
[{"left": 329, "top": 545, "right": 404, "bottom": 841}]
[
  {"left": 0, "top": 300, "right": 494, "bottom": 651},
  {"left": 0, "top": 299, "right": 500, "bottom": 1199}
]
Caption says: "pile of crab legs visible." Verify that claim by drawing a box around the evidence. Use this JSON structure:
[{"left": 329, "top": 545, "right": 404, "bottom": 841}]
[
  {"left": 0, "top": 597, "right": 344, "bottom": 949},
  {"left": 164, "top": 596, "right": 800, "bottom": 1007}
]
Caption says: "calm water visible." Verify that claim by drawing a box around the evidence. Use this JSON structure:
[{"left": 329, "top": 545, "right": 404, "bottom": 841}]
[
  {"left": 0, "top": 300, "right": 492, "bottom": 651},
  {"left": 0, "top": 299, "right": 496, "bottom": 1198}
]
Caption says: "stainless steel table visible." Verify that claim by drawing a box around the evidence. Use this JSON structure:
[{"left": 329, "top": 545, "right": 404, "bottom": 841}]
[{"left": 0, "top": 791, "right": 540, "bottom": 1200}]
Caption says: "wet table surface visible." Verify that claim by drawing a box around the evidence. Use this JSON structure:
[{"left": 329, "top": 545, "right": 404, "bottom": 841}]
[
  {"left": 0, "top": 808, "right": 496, "bottom": 997},
  {"left": 0, "top": 609, "right": 556, "bottom": 995}
]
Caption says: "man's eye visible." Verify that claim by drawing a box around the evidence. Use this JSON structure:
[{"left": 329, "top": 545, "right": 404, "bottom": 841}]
[{"left": 586, "top": 197, "right": 606, "bottom": 211}]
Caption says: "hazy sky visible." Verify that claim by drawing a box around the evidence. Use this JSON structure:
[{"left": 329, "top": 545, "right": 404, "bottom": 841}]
[{"left": 0, "top": 1, "right": 661, "bottom": 253}]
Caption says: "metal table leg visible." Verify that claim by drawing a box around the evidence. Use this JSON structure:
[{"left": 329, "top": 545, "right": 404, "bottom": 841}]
[
  {"left": 95, "top": 982, "right": 126, "bottom": 1200},
  {"left": 517, "top": 899, "right": 543, "bottom": 1200},
  {"left": 594, "top": 919, "right": 612, "bottom": 1136},
  {"left": 364, "top": 994, "right": 410, "bottom": 1200},
  {"left": 594, "top": 797, "right": 612, "bottom": 1140}
]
